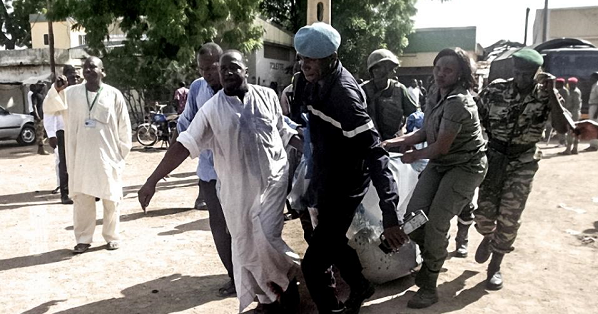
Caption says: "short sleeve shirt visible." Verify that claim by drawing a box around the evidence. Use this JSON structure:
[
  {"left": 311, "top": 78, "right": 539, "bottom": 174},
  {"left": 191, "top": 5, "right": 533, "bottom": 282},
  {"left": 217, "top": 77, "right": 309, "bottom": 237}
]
[{"left": 424, "top": 85, "right": 486, "bottom": 166}]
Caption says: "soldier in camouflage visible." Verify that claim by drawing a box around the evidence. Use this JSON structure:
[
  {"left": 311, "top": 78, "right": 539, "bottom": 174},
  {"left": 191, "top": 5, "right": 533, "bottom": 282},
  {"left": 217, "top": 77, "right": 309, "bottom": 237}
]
[
  {"left": 361, "top": 49, "right": 417, "bottom": 140},
  {"left": 474, "top": 48, "right": 569, "bottom": 290}
]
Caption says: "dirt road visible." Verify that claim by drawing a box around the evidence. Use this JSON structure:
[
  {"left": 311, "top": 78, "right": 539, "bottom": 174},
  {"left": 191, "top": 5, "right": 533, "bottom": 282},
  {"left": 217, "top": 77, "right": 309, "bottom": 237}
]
[{"left": 1, "top": 141, "right": 597, "bottom": 314}]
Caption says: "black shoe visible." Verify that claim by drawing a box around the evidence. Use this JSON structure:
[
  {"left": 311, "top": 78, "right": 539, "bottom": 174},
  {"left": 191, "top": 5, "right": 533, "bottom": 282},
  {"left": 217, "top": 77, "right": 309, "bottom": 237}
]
[
  {"left": 217, "top": 279, "right": 236, "bottom": 297},
  {"left": 475, "top": 236, "right": 492, "bottom": 263},
  {"left": 61, "top": 196, "right": 74, "bottom": 205},
  {"left": 486, "top": 270, "right": 503, "bottom": 290},
  {"left": 455, "top": 241, "right": 468, "bottom": 258},
  {"left": 345, "top": 281, "right": 375, "bottom": 314},
  {"left": 407, "top": 287, "right": 439, "bottom": 309},
  {"left": 486, "top": 253, "right": 504, "bottom": 290},
  {"left": 194, "top": 199, "right": 207, "bottom": 210},
  {"left": 280, "top": 279, "right": 300, "bottom": 312}
]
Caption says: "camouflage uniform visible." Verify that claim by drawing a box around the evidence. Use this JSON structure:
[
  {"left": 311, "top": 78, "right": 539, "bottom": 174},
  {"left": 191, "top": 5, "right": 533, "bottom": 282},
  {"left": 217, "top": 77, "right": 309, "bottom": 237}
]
[
  {"left": 361, "top": 79, "right": 417, "bottom": 140},
  {"left": 475, "top": 78, "right": 554, "bottom": 254}
]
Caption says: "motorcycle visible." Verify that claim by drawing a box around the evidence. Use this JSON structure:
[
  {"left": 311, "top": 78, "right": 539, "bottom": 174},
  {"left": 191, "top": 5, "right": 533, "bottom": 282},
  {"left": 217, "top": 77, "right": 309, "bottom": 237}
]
[{"left": 136, "top": 104, "right": 178, "bottom": 147}]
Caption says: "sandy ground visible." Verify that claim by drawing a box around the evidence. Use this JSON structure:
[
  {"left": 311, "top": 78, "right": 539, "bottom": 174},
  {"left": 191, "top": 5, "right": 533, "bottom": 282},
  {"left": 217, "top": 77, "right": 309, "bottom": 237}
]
[{"left": 1, "top": 140, "right": 597, "bottom": 314}]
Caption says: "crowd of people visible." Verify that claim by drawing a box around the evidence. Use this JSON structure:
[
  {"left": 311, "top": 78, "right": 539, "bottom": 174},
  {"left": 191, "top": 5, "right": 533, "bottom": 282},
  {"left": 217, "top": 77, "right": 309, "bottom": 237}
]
[{"left": 39, "top": 21, "right": 598, "bottom": 314}]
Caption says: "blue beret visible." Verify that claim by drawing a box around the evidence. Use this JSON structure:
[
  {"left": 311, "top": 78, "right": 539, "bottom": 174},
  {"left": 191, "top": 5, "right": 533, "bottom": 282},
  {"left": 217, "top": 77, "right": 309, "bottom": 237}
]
[{"left": 294, "top": 23, "right": 341, "bottom": 59}]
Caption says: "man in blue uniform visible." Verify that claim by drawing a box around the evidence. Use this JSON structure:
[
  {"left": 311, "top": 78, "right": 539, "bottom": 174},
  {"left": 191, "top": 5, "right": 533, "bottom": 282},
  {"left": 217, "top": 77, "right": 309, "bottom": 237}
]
[{"left": 294, "top": 23, "right": 408, "bottom": 314}]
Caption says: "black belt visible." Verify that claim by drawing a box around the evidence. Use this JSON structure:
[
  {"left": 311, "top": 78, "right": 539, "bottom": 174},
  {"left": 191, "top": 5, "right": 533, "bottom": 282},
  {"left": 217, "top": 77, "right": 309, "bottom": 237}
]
[{"left": 488, "top": 140, "right": 536, "bottom": 157}]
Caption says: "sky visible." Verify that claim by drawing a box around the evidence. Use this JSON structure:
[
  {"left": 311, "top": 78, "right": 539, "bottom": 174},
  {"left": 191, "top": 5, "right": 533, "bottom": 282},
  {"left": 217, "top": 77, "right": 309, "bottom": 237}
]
[{"left": 413, "top": 0, "right": 597, "bottom": 47}]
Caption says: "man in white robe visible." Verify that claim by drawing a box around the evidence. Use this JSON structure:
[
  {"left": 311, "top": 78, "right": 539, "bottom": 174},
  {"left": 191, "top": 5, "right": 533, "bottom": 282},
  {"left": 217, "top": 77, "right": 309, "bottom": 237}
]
[
  {"left": 138, "top": 50, "right": 302, "bottom": 312},
  {"left": 63, "top": 56, "right": 132, "bottom": 253}
]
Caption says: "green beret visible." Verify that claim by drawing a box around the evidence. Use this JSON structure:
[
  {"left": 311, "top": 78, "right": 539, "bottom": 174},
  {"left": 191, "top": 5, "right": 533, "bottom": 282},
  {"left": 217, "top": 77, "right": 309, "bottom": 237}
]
[{"left": 512, "top": 48, "right": 543, "bottom": 69}]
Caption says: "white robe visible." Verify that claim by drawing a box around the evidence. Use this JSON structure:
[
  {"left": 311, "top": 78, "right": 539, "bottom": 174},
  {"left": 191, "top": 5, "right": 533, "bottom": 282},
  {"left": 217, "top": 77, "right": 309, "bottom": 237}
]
[
  {"left": 63, "top": 84, "right": 132, "bottom": 202},
  {"left": 177, "top": 85, "right": 300, "bottom": 311}
]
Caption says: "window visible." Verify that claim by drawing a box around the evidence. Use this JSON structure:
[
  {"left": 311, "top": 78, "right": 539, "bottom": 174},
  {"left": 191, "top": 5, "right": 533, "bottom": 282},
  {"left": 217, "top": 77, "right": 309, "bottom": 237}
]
[
  {"left": 79, "top": 35, "right": 86, "bottom": 46},
  {"left": 43, "top": 34, "right": 49, "bottom": 45},
  {"left": 264, "top": 44, "right": 291, "bottom": 61}
]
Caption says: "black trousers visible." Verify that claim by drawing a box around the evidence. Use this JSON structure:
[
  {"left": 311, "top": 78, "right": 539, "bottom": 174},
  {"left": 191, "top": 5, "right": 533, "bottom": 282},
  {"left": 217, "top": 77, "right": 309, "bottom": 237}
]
[
  {"left": 199, "top": 179, "right": 234, "bottom": 280},
  {"left": 302, "top": 192, "right": 368, "bottom": 312},
  {"left": 56, "top": 130, "right": 69, "bottom": 198}
]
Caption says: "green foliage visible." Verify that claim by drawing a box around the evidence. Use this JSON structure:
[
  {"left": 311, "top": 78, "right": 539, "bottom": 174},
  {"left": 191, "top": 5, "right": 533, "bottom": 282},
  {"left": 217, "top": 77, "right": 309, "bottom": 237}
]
[
  {"left": 260, "top": 0, "right": 417, "bottom": 79},
  {"left": 334, "top": 0, "right": 417, "bottom": 79},
  {"left": 0, "top": 0, "right": 45, "bottom": 49},
  {"left": 48, "top": 0, "right": 264, "bottom": 122}
]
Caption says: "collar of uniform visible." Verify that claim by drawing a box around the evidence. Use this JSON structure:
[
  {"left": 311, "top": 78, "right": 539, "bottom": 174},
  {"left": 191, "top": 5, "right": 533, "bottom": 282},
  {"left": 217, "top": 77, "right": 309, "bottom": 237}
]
[
  {"left": 429, "top": 85, "right": 468, "bottom": 111},
  {"left": 314, "top": 60, "right": 343, "bottom": 100}
]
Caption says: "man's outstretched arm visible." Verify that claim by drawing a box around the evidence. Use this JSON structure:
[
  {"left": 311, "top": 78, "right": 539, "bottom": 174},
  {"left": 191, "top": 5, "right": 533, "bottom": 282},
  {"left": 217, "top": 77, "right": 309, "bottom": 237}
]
[{"left": 138, "top": 142, "right": 190, "bottom": 212}]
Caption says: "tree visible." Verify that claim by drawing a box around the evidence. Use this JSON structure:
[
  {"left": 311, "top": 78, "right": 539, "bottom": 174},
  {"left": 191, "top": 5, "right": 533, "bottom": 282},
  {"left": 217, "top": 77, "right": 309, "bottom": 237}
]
[
  {"left": 0, "top": 0, "right": 45, "bottom": 49},
  {"left": 48, "top": 0, "right": 264, "bottom": 122},
  {"left": 260, "top": 0, "right": 417, "bottom": 79}
]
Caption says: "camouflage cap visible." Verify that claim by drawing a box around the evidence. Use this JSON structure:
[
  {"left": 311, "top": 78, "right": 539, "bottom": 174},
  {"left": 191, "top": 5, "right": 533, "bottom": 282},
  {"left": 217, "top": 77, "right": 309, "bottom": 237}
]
[{"left": 512, "top": 48, "right": 543, "bottom": 70}]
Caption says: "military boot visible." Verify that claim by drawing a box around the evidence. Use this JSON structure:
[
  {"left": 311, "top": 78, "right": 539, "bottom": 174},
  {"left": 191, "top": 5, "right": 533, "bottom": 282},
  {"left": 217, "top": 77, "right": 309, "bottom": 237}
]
[
  {"left": 408, "top": 265, "right": 439, "bottom": 309},
  {"left": 475, "top": 236, "right": 492, "bottom": 263},
  {"left": 486, "top": 253, "right": 504, "bottom": 290},
  {"left": 454, "top": 222, "right": 471, "bottom": 258}
]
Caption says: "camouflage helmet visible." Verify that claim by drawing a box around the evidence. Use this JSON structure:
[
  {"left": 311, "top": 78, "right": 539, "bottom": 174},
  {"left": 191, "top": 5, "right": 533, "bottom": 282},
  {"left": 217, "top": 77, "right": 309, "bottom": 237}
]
[{"left": 367, "top": 49, "right": 399, "bottom": 71}]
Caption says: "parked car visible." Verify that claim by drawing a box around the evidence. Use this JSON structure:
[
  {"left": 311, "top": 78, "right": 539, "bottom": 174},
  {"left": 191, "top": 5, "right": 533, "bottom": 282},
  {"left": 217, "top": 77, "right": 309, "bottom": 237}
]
[{"left": 0, "top": 105, "right": 37, "bottom": 145}]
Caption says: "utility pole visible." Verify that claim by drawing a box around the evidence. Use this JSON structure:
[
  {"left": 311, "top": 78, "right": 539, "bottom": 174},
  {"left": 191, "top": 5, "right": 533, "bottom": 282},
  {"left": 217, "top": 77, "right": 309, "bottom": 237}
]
[
  {"left": 542, "top": 0, "right": 548, "bottom": 42},
  {"left": 47, "top": 0, "right": 56, "bottom": 81},
  {"left": 524, "top": 8, "right": 530, "bottom": 45}
]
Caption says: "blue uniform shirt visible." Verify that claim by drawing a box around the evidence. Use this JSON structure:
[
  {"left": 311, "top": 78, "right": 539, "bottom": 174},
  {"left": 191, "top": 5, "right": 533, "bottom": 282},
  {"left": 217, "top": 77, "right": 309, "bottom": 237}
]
[{"left": 177, "top": 78, "right": 218, "bottom": 181}]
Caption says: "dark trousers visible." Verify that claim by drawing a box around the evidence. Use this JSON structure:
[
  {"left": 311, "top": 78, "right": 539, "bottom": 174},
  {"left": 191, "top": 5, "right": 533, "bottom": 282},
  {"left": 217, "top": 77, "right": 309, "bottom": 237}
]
[
  {"left": 56, "top": 130, "right": 69, "bottom": 198},
  {"left": 199, "top": 179, "right": 234, "bottom": 280},
  {"left": 302, "top": 193, "right": 367, "bottom": 312}
]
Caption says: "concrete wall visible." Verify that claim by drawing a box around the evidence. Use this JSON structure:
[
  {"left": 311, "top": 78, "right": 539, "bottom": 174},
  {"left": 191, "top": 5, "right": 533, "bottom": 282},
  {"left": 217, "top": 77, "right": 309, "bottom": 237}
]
[
  {"left": 0, "top": 49, "right": 72, "bottom": 83},
  {"left": 256, "top": 18, "right": 294, "bottom": 47},
  {"left": 534, "top": 6, "right": 598, "bottom": 47}
]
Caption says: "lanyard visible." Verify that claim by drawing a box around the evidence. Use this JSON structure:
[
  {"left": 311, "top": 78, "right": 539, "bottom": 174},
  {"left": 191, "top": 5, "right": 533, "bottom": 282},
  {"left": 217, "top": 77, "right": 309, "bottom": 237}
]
[{"left": 86, "top": 86, "right": 103, "bottom": 114}]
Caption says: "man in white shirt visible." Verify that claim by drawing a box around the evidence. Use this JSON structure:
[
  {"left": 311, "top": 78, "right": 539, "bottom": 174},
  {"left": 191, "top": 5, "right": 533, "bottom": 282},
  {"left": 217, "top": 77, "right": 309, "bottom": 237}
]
[
  {"left": 43, "top": 65, "right": 79, "bottom": 204},
  {"left": 63, "top": 57, "right": 132, "bottom": 253},
  {"left": 407, "top": 78, "right": 422, "bottom": 106}
]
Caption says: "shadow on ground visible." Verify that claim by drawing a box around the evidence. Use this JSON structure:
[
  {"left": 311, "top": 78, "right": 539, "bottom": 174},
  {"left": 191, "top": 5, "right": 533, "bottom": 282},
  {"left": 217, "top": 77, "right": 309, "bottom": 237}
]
[
  {"left": 158, "top": 217, "right": 210, "bottom": 236},
  {"left": 64, "top": 207, "right": 194, "bottom": 231},
  {"left": 360, "top": 270, "right": 487, "bottom": 313},
  {"left": 21, "top": 273, "right": 231, "bottom": 314},
  {"left": 0, "top": 178, "right": 197, "bottom": 211},
  {"left": 0, "top": 246, "right": 107, "bottom": 272}
]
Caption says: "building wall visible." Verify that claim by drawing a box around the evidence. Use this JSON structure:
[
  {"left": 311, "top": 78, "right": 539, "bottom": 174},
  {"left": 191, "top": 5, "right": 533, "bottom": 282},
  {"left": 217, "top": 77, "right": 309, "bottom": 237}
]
[
  {"left": 247, "top": 43, "right": 295, "bottom": 93},
  {"left": 30, "top": 20, "right": 74, "bottom": 49},
  {"left": 533, "top": 6, "right": 598, "bottom": 47}
]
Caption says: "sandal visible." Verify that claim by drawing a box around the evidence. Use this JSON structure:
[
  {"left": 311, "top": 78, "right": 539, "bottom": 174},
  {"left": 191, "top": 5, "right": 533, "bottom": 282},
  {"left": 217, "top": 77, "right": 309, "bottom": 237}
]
[
  {"left": 107, "top": 242, "right": 120, "bottom": 250},
  {"left": 73, "top": 243, "right": 91, "bottom": 254},
  {"left": 217, "top": 280, "right": 236, "bottom": 297}
]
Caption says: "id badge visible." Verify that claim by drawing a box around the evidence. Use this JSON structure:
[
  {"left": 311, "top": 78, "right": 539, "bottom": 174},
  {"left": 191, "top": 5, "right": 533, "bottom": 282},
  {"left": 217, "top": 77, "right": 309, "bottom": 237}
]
[{"left": 84, "top": 119, "right": 96, "bottom": 128}]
